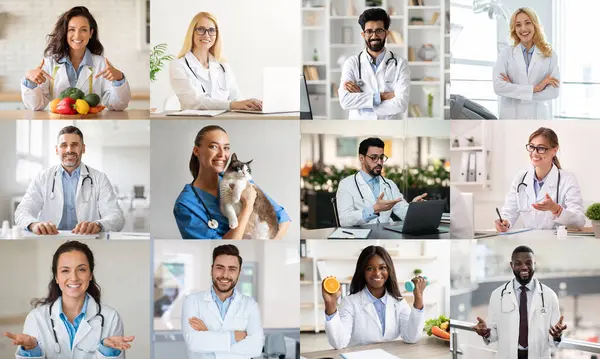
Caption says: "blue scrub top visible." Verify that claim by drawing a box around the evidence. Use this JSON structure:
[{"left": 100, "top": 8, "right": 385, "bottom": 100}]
[{"left": 173, "top": 180, "right": 290, "bottom": 239}]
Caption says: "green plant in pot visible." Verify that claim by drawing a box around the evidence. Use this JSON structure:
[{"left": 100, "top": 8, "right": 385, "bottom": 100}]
[
  {"left": 150, "top": 43, "right": 174, "bottom": 82},
  {"left": 585, "top": 203, "right": 600, "bottom": 238}
]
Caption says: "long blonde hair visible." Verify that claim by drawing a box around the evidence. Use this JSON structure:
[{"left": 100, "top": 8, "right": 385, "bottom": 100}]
[
  {"left": 509, "top": 7, "right": 552, "bottom": 57},
  {"left": 177, "top": 12, "right": 224, "bottom": 61}
]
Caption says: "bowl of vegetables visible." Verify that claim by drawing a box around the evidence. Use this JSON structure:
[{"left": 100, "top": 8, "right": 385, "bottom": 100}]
[
  {"left": 424, "top": 314, "right": 450, "bottom": 341},
  {"left": 49, "top": 87, "right": 105, "bottom": 117}
]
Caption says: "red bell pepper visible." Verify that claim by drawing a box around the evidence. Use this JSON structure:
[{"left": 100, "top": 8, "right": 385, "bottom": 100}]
[{"left": 56, "top": 97, "right": 77, "bottom": 115}]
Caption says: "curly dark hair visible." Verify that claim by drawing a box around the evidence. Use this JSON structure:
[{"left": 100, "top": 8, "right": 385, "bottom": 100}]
[{"left": 44, "top": 6, "right": 104, "bottom": 61}]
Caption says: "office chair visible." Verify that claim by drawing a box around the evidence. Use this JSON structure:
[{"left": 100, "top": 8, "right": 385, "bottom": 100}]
[
  {"left": 330, "top": 197, "right": 341, "bottom": 227},
  {"left": 263, "top": 333, "right": 286, "bottom": 359}
]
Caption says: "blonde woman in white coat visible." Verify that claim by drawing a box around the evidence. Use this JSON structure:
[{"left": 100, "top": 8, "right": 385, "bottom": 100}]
[
  {"left": 3, "top": 241, "right": 135, "bottom": 358},
  {"left": 21, "top": 6, "right": 131, "bottom": 111},
  {"left": 493, "top": 7, "right": 559, "bottom": 119},
  {"left": 169, "top": 12, "right": 262, "bottom": 111},
  {"left": 322, "top": 245, "right": 426, "bottom": 349}
]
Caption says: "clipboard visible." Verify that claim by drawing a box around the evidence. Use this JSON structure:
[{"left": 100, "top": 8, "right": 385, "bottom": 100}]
[{"left": 328, "top": 228, "right": 371, "bottom": 239}]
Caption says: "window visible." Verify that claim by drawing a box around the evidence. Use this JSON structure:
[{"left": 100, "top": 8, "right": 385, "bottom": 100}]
[
  {"left": 16, "top": 121, "right": 44, "bottom": 185},
  {"left": 450, "top": 1, "right": 498, "bottom": 116}
]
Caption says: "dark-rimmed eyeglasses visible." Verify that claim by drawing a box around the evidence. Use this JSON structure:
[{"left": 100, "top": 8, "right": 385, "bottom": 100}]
[
  {"left": 365, "top": 154, "right": 389, "bottom": 163},
  {"left": 525, "top": 144, "right": 550, "bottom": 154},
  {"left": 195, "top": 27, "right": 217, "bottom": 36},
  {"left": 364, "top": 28, "right": 386, "bottom": 37}
]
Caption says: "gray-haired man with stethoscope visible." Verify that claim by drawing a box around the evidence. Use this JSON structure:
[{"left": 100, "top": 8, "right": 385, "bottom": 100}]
[
  {"left": 473, "top": 246, "right": 566, "bottom": 359},
  {"left": 336, "top": 137, "right": 426, "bottom": 227},
  {"left": 14, "top": 126, "right": 124, "bottom": 235}
]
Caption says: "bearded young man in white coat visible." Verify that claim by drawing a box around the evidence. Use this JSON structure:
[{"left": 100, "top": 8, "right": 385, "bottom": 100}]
[
  {"left": 182, "top": 244, "right": 264, "bottom": 359},
  {"left": 474, "top": 246, "right": 567, "bottom": 359},
  {"left": 14, "top": 126, "right": 124, "bottom": 236},
  {"left": 336, "top": 137, "right": 426, "bottom": 227},
  {"left": 338, "top": 8, "right": 410, "bottom": 120}
]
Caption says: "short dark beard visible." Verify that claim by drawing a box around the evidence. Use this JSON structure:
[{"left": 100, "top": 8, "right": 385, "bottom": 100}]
[
  {"left": 513, "top": 268, "right": 534, "bottom": 285},
  {"left": 212, "top": 277, "right": 237, "bottom": 294},
  {"left": 366, "top": 37, "right": 385, "bottom": 52}
]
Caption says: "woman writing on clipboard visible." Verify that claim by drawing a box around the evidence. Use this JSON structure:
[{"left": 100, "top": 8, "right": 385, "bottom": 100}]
[
  {"left": 321, "top": 245, "right": 425, "bottom": 349},
  {"left": 169, "top": 12, "right": 262, "bottom": 111},
  {"left": 495, "top": 127, "right": 585, "bottom": 232}
]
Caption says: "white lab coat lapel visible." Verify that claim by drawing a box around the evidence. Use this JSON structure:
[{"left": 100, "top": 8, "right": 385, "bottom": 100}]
[
  {"left": 528, "top": 279, "right": 541, "bottom": 327},
  {"left": 360, "top": 290, "right": 383, "bottom": 335},
  {"left": 383, "top": 293, "right": 397, "bottom": 340},
  {"left": 360, "top": 50, "right": 378, "bottom": 92},
  {"left": 75, "top": 66, "right": 93, "bottom": 94},
  {"left": 509, "top": 279, "right": 519, "bottom": 309},
  {"left": 54, "top": 64, "right": 70, "bottom": 95},
  {"left": 74, "top": 163, "right": 87, "bottom": 203},
  {"left": 527, "top": 48, "right": 542, "bottom": 80},
  {"left": 524, "top": 168, "right": 537, "bottom": 207},
  {"left": 203, "top": 291, "right": 225, "bottom": 325},
  {"left": 49, "top": 299, "right": 71, "bottom": 353},
  {"left": 536, "top": 165, "right": 559, "bottom": 203},
  {"left": 512, "top": 46, "right": 529, "bottom": 85},
  {"left": 375, "top": 50, "right": 393, "bottom": 76},
  {"left": 208, "top": 55, "right": 227, "bottom": 96},
  {"left": 223, "top": 292, "right": 240, "bottom": 324},
  {"left": 185, "top": 52, "right": 210, "bottom": 88},
  {"left": 53, "top": 165, "right": 65, "bottom": 225},
  {"left": 355, "top": 172, "right": 377, "bottom": 204},
  {"left": 72, "top": 295, "right": 98, "bottom": 350}
]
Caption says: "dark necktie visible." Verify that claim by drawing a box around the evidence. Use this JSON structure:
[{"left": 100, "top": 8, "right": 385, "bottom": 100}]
[{"left": 518, "top": 285, "right": 528, "bottom": 348}]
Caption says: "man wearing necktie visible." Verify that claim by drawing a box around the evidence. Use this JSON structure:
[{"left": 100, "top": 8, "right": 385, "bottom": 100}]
[{"left": 473, "top": 245, "right": 566, "bottom": 359}]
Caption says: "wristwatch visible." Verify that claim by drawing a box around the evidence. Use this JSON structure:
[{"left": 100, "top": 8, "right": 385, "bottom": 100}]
[{"left": 94, "top": 221, "right": 104, "bottom": 232}]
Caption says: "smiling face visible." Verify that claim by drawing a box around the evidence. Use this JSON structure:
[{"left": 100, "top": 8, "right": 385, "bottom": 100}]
[
  {"left": 67, "top": 15, "right": 93, "bottom": 52},
  {"left": 194, "top": 129, "right": 230, "bottom": 174},
  {"left": 528, "top": 135, "right": 557, "bottom": 168},
  {"left": 511, "top": 252, "right": 535, "bottom": 285},
  {"left": 364, "top": 255, "right": 389, "bottom": 292},
  {"left": 211, "top": 254, "right": 240, "bottom": 294},
  {"left": 514, "top": 11, "right": 535, "bottom": 45},
  {"left": 56, "top": 133, "right": 85, "bottom": 170},
  {"left": 192, "top": 16, "right": 217, "bottom": 52},
  {"left": 55, "top": 250, "right": 92, "bottom": 300},
  {"left": 362, "top": 20, "right": 387, "bottom": 52}
]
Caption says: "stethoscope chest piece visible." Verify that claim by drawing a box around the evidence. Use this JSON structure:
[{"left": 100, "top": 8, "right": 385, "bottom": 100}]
[
  {"left": 208, "top": 219, "right": 219, "bottom": 229},
  {"left": 54, "top": 342, "right": 61, "bottom": 354},
  {"left": 357, "top": 79, "right": 364, "bottom": 87}
]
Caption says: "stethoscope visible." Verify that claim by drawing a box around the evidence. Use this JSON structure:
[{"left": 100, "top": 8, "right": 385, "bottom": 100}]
[
  {"left": 185, "top": 57, "right": 226, "bottom": 93},
  {"left": 356, "top": 50, "right": 397, "bottom": 87},
  {"left": 354, "top": 173, "right": 393, "bottom": 200},
  {"left": 48, "top": 300, "right": 105, "bottom": 354},
  {"left": 50, "top": 165, "right": 93, "bottom": 202},
  {"left": 516, "top": 170, "right": 561, "bottom": 212},
  {"left": 190, "top": 182, "right": 219, "bottom": 230},
  {"left": 500, "top": 279, "right": 546, "bottom": 314}
]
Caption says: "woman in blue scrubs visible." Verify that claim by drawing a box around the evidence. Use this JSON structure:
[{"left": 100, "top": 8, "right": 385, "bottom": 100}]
[{"left": 173, "top": 125, "right": 291, "bottom": 239}]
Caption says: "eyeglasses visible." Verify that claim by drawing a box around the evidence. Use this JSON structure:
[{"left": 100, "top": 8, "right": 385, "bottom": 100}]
[
  {"left": 525, "top": 144, "right": 550, "bottom": 154},
  {"left": 364, "top": 28, "right": 387, "bottom": 37},
  {"left": 195, "top": 27, "right": 217, "bottom": 36},
  {"left": 365, "top": 154, "right": 389, "bottom": 163}
]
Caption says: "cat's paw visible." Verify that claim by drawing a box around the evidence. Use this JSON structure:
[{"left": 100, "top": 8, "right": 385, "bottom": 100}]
[
  {"left": 233, "top": 194, "right": 242, "bottom": 203},
  {"left": 229, "top": 218, "right": 239, "bottom": 229}
]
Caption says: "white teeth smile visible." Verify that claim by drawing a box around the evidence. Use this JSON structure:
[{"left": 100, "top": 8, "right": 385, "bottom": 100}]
[
  {"left": 218, "top": 279, "right": 231, "bottom": 283},
  {"left": 201, "top": 40, "right": 210, "bottom": 43},
  {"left": 67, "top": 284, "right": 81, "bottom": 288},
  {"left": 520, "top": 271, "right": 529, "bottom": 276},
  {"left": 72, "top": 40, "right": 83, "bottom": 43}
]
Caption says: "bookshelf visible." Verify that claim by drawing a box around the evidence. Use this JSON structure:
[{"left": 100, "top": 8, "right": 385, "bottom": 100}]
[
  {"left": 302, "top": 0, "right": 451, "bottom": 119},
  {"left": 449, "top": 121, "right": 492, "bottom": 189}
]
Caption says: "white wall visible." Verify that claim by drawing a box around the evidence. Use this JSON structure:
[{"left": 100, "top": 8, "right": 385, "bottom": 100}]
[
  {"left": 102, "top": 147, "right": 151, "bottom": 196},
  {"left": 0, "top": 240, "right": 151, "bottom": 359},
  {"left": 153, "top": 240, "right": 299, "bottom": 329},
  {"left": 149, "top": 0, "right": 301, "bottom": 110},
  {"left": 0, "top": 0, "right": 148, "bottom": 91},
  {"left": 150, "top": 120, "right": 300, "bottom": 240},
  {"left": 452, "top": 121, "right": 600, "bottom": 229}
]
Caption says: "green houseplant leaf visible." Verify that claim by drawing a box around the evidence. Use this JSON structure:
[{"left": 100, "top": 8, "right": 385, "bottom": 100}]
[
  {"left": 585, "top": 203, "right": 600, "bottom": 221},
  {"left": 150, "top": 43, "right": 175, "bottom": 82}
]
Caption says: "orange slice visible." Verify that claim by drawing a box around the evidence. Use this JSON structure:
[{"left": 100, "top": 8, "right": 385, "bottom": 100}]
[{"left": 323, "top": 277, "right": 340, "bottom": 294}]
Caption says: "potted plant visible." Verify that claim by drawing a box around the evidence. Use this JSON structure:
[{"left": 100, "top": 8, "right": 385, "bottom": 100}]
[
  {"left": 150, "top": 43, "right": 174, "bottom": 82},
  {"left": 300, "top": 272, "right": 305, "bottom": 281},
  {"left": 413, "top": 268, "right": 423, "bottom": 277},
  {"left": 585, "top": 203, "right": 600, "bottom": 238}
]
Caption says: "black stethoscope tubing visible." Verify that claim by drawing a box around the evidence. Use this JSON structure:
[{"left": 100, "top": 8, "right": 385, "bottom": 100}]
[
  {"left": 48, "top": 300, "right": 105, "bottom": 353},
  {"left": 357, "top": 50, "right": 397, "bottom": 86},
  {"left": 354, "top": 173, "right": 393, "bottom": 200},
  {"left": 51, "top": 165, "right": 93, "bottom": 200},
  {"left": 185, "top": 58, "right": 226, "bottom": 93},
  {"left": 516, "top": 169, "right": 561, "bottom": 203},
  {"left": 500, "top": 279, "right": 546, "bottom": 312}
]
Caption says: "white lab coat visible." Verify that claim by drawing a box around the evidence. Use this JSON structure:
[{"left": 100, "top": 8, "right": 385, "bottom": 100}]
[
  {"left": 500, "top": 165, "right": 586, "bottom": 230},
  {"left": 336, "top": 173, "right": 408, "bottom": 227},
  {"left": 483, "top": 278, "right": 561, "bottom": 359},
  {"left": 325, "top": 288, "right": 424, "bottom": 349},
  {"left": 169, "top": 52, "right": 240, "bottom": 110},
  {"left": 16, "top": 296, "right": 126, "bottom": 359},
  {"left": 14, "top": 163, "right": 125, "bottom": 232},
  {"left": 21, "top": 54, "right": 131, "bottom": 111},
  {"left": 181, "top": 290, "right": 264, "bottom": 359},
  {"left": 338, "top": 49, "right": 410, "bottom": 120},
  {"left": 493, "top": 45, "right": 559, "bottom": 119}
]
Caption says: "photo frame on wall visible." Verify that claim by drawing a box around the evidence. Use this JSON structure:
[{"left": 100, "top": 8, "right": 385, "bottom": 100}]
[{"left": 336, "top": 137, "right": 358, "bottom": 157}]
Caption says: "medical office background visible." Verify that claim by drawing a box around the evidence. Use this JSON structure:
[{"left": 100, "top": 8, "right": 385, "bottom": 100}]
[
  {"left": 450, "top": 120, "right": 600, "bottom": 232},
  {"left": 300, "top": 239, "right": 451, "bottom": 353},
  {"left": 149, "top": 0, "right": 301, "bottom": 112},
  {"left": 0, "top": 120, "right": 151, "bottom": 234},
  {"left": 0, "top": 0, "right": 150, "bottom": 111},
  {"left": 450, "top": 239, "right": 600, "bottom": 358},
  {"left": 0, "top": 240, "right": 151, "bottom": 359},
  {"left": 300, "top": 120, "right": 450, "bottom": 230},
  {"left": 153, "top": 240, "right": 300, "bottom": 359},
  {"left": 149, "top": 119, "right": 300, "bottom": 240},
  {"left": 450, "top": 0, "right": 599, "bottom": 120}
]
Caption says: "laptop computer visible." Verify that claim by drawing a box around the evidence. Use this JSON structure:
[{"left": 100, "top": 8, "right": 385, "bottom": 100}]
[
  {"left": 232, "top": 67, "right": 300, "bottom": 114},
  {"left": 383, "top": 200, "right": 448, "bottom": 235},
  {"left": 300, "top": 75, "right": 313, "bottom": 120}
]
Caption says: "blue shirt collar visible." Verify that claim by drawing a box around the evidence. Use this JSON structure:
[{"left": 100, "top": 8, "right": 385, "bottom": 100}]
[
  {"left": 210, "top": 286, "right": 236, "bottom": 303},
  {"left": 59, "top": 48, "right": 94, "bottom": 69},
  {"left": 520, "top": 43, "right": 535, "bottom": 55},
  {"left": 359, "top": 170, "right": 377, "bottom": 183},
  {"left": 366, "top": 48, "right": 387, "bottom": 66},
  {"left": 364, "top": 287, "right": 388, "bottom": 304},
  {"left": 60, "top": 164, "right": 82, "bottom": 178},
  {"left": 58, "top": 293, "right": 90, "bottom": 321}
]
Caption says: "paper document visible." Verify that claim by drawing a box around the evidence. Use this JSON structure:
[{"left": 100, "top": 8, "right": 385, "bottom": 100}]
[
  {"left": 22, "top": 230, "right": 100, "bottom": 239},
  {"left": 498, "top": 228, "right": 534, "bottom": 235},
  {"left": 166, "top": 110, "right": 226, "bottom": 117},
  {"left": 341, "top": 349, "right": 400, "bottom": 359},
  {"left": 328, "top": 228, "right": 371, "bottom": 239}
]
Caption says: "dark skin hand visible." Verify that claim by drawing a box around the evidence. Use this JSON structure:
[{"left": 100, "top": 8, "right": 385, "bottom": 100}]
[{"left": 549, "top": 315, "right": 567, "bottom": 339}]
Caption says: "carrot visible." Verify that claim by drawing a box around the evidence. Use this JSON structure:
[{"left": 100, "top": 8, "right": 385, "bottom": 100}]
[{"left": 432, "top": 326, "right": 450, "bottom": 340}]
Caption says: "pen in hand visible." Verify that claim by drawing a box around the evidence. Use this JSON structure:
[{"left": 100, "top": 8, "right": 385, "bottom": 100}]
[
  {"left": 495, "top": 207, "right": 508, "bottom": 232},
  {"left": 495, "top": 207, "right": 503, "bottom": 223}
]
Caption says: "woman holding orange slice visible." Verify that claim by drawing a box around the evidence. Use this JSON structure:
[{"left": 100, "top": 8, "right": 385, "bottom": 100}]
[
  {"left": 21, "top": 6, "right": 131, "bottom": 112},
  {"left": 322, "top": 245, "right": 427, "bottom": 349}
]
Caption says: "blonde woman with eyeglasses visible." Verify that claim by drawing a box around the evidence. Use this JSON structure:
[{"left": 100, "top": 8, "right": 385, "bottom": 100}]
[
  {"left": 169, "top": 12, "right": 262, "bottom": 111},
  {"left": 493, "top": 7, "right": 559, "bottom": 119}
]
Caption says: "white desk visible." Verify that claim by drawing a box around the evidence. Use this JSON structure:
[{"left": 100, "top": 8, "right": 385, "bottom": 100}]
[
  {"left": 2, "top": 229, "right": 150, "bottom": 240},
  {"left": 475, "top": 229, "right": 582, "bottom": 240}
]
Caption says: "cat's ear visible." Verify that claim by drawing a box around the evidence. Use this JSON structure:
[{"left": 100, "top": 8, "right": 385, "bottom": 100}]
[
  {"left": 246, "top": 159, "right": 253, "bottom": 165},
  {"left": 230, "top": 153, "right": 238, "bottom": 162}
]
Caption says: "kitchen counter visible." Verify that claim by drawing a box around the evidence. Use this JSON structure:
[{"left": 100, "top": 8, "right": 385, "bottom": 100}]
[
  {"left": 302, "top": 337, "right": 449, "bottom": 359},
  {"left": 0, "top": 109, "right": 150, "bottom": 120}
]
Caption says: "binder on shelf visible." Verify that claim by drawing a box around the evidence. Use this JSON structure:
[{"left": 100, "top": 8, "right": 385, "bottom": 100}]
[
  {"left": 467, "top": 152, "right": 477, "bottom": 182},
  {"left": 430, "top": 12, "right": 440, "bottom": 25},
  {"left": 476, "top": 151, "right": 486, "bottom": 183},
  {"left": 459, "top": 152, "right": 469, "bottom": 182}
]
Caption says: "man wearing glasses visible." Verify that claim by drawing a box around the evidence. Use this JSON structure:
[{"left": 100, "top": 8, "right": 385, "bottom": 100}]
[
  {"left": 338, "top": 8, "right": 410, "bottom": 120},
  {"left": 336, "top": 138, "right": 427, "bottom": 227}
]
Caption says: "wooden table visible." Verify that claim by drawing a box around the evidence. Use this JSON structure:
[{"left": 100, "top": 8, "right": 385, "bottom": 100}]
[
  {"left": 302, "top": 337, "right": 449, "bottom": 359},
  {"left": 150, "top": 110, "right": 299, "bottom": 120},
  {"left": 301, "top": 223, "right": 451, "bottom": 240},
  {"left": 0, "top": 109, "right": 150, "bottom": 120}
]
